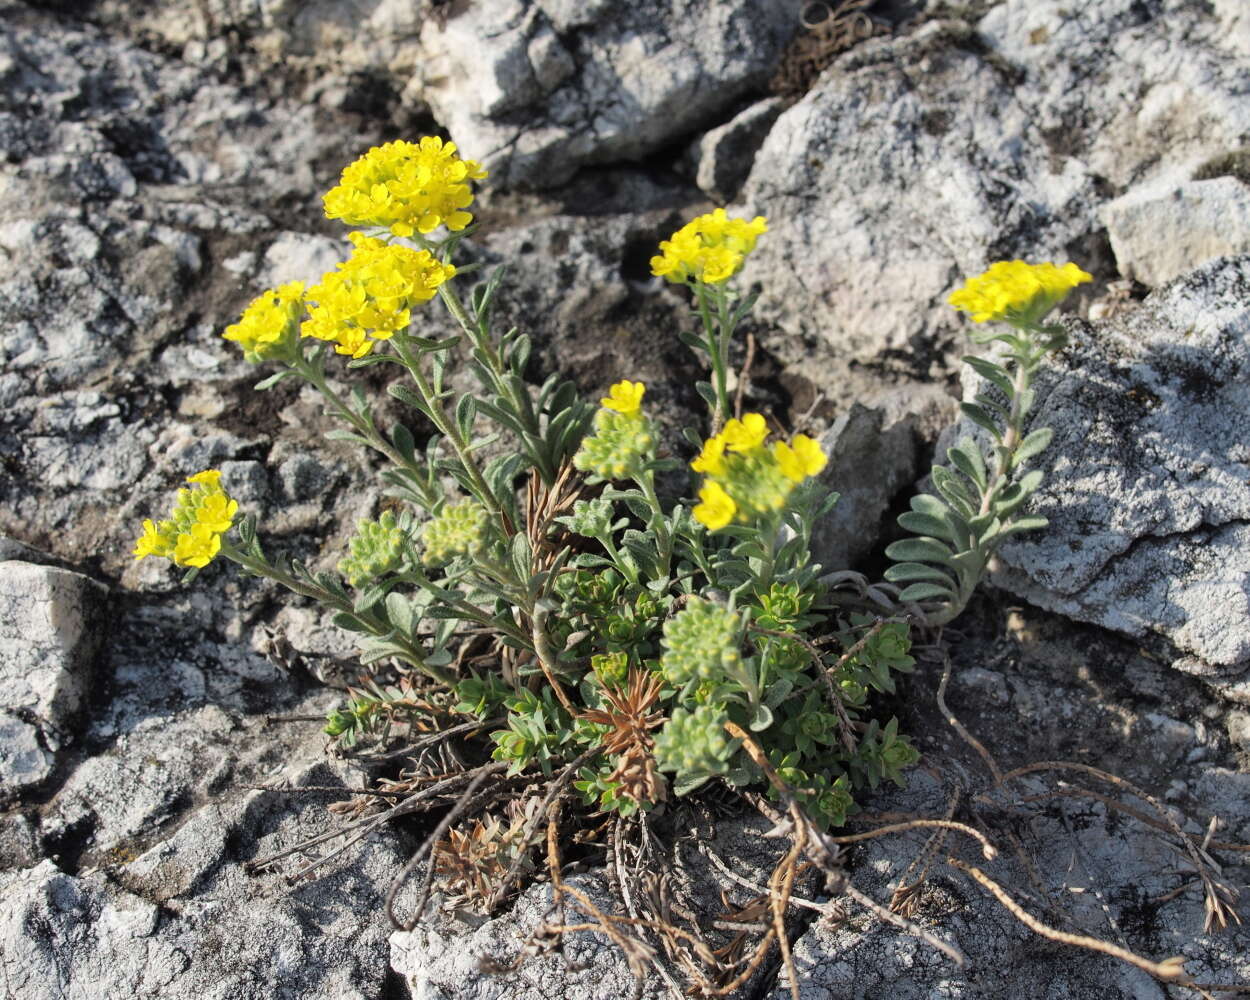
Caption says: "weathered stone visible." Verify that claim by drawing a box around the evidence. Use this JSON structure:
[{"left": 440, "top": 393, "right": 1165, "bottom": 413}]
[
  {"left": 739, "top": 0, "right": 1250, "bottom": 394},
  {"left": 812, "top": 404, "right": 921, "bottom": 571},
  {"left": 0, "top": 561, "right": 107, "bottom": 740},
  {"left": 973, "top": 256, "right": 1250, "bottom": 699},
  {"left": 1102, "top": 176, "right": 1250, "bottom": 286},
  {"left": 694, "top": 97, "right": 786, "bottom": 204},
  {"left": 0, "top": 711, "right": 55, "bottom": 797},
  {"left": 416, "top": 0, "right": 797, "bottom": 188}
]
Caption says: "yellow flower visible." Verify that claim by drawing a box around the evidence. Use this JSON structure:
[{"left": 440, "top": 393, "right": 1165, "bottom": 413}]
[
  {"left": 302, "top": 239, "right": 455, "bottom": 357},
  {"left": 322, "top": 137, "right": 488, "bottom": 238},
  {"left": 133, "top": 519, "right": 174, "bottom": 560},
  {"left": 693, "top": 481, "right": 737, "bottom": 531},
  {"left": 774, "top": 434, "right": 827, "bottom": 482},
  {"left": 948, "top": 260, "right": 1092, "bottom": 325},
  {"left": 196, "top": 493, "right": 239, "bottom": 534},
  {"left": 133, "top": 468, "right": 239, "bottom": 570},
  {"left": 721, "top": 413, "right": 769, "bottom": 453},
  {"left": 651, "top": 209, "right": 768, "bottom": 285},
  {"left": 174, "top": 523, "right": 222, "bottom": 569},
  {"left": 601, "top": 380, "right": 646, "bottom": 414},
  {"left": 222, "top": 282, "right": 305, "bottom": 363},
  {"left": 691, "top": 434, "right": 727, "bottom": 476}
]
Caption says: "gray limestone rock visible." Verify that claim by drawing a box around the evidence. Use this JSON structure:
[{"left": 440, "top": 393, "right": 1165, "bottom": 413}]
[
  {"left": 416, "top": 0, "right": 797, "bottom": 188},
  {"left": 970, "top": 256, "right": 1250, "bottom": 700},
  {"left": 694, "top": 98, "right": 787, "bottom": 205},
  {"left": 0, "top": 711, "right": 55, "bottom": 797},
  {"left": 1102, "top": 176, "right": 1250, "bottom": 286},
  {"left": 738, "top": 0, "right": 1250, "bottom": 393},
  {"left": 0, "top": 561, "right": 107, "bottom": 741},
  {"left": 811, "top": 404, "right": 921, "bottom": 572}
]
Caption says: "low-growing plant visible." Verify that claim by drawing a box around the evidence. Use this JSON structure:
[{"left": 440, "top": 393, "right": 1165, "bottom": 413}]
[{"left": 135, "top": 137, "right": 1197, "bottom": 993}]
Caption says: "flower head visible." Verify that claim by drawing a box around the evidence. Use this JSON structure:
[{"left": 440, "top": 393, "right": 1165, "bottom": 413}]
[
  {"left": 660, "top": 597, "right": 742, "bottom": 686},
  {"left": 574, "top": 383, "right": 655, "bottom": 480},
  {"left": 422, "top": 500, "right": 490, "bottom": 566},
  {"left": 222, "top": 282, "right": 305, "bottom": 363},
  {"left": 692, "top": 480, "right": 736, "bottom": 531},
  {"left": 651, "top": 209, "right": 768, "bottom": 285},
  {"left": 134, "top": 469, "right": 239, "bottom": 570},
  {"left": 323, "top": 137, "right": 488, "bottom": 238},
  {"left": 948, "top": 260, "right": 1092, "bottom": 326},
  {"left": 339, "top": 510, "right": 408, "bottom": 586},
  {"left": 601, "top": 380, "right": 645, "bottom": 414},
  {"left": 689, "top": 414, "right": 827, "bottom": 532},
  {"left": 302, "top": 236, "right": 456, "bottom": 358}
]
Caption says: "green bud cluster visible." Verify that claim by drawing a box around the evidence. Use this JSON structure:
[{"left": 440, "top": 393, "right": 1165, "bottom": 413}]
[
  {"left": 338, "top": 510, "right": 406, "bottom": 586},
  {"left": 421, "top": 500, "right": 489, "bottom": 566},
  {"left": 563, "top": 496, "right": 615, "bottom": 538},
  {"left": 654, "top": 704, "right": 732, "bottom": 776},
  {"left": 573, "top": 409, "right": 655, "bottom": 480},
  {"left": 659, "top": 597, "right": 742, "bottom": 685}
]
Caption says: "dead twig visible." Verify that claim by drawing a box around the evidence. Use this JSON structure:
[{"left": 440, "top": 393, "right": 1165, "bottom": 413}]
[{"left": 946, "top": 857, "right": 1192, "bottom": 984}]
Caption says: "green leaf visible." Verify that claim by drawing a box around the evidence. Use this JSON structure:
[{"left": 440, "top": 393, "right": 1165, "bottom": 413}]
[
  {"left": 325, "top": 428, "right": 369, "bottom": 446},
  {"left": 510, "top": 532, "right": 532, "bottom": 583},
  {"left": 455, "top": 394, "right": 477, "bottom": 438},
  {"left": 1013, "top": 427, "right": 1053, "bottom": 466},
  {"left": 885, "top": 537, "right": 955, "bottom": 565},
  {"left": 931, "top": 466, "right": 977, "bottom": 515},
  {"left": 884, "top": 562, "right": 958, "bottom": 586},
  {"left": 388, "top": 383, "right": 430, "bottom": 416},
  {"left": 898, "top": 581, "right": 955, "bottom": 602},
  {"left": 1000, "top": 514, "right": 1049, "bottom": 538},
  {"left": 748, "top": 702, "right": 774, "bottom": 732},
  {"left": 253, "top": 370, "right": 295, "bottom": 391},
  {"left": 386, "top": 592, "right": 417, "bottom": 635},
  {"left": 960, "top": 402, "right": 1002, "bottom": 442},
  {"left": 948, "top": 440, "right": 988, "bottom": 490},
  {"left": 897, "top": 511, "right": 956, "bottom": 542},
  {"left": 695, "top": 381, "right": 717, "bottom": 408},
  {"left": 962, "top": 355, "right": 1014, "bottom": 395}
]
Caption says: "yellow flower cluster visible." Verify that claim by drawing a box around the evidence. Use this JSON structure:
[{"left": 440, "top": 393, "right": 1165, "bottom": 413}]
[
  {"left": 574, "top": 381, "right": 655, "bottom": 479},
  {"left": 221, "top": 281, "right": 305, "bottom": 363},
  {"left": 948, "top": 260, "right": 1092, "bottom": 325},
  {"left": 691, "top": 414, "right": 827, "bottom": 531},
  {"left": 322, "top": 137, "right": 488, "bottom": 238},
  {"left": 651, "top": 209, "right": 768, "bottom": 285},
  {"left": 301, "top": 235, "right": 457, "bottom": 358},
  {"left": 133, "top": 470, "right": 238, "bottom": 569}
]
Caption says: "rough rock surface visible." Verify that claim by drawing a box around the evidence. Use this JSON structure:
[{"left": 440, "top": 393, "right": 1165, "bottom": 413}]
[
  {"left": 1102, "top": 176, "right": 1250, "bottom": 286},
  {"left": 3, "top": 0, "right": 1250, "bottom": 995},
  {"left": 979, "top": 256, "right": 1250, "bottom": 700},
  {"left": 770, "top": 601, "right": 1250, "bottom": 997},
  {"left": 416, "top": 0, "right": 797, "bottom": 188},
  {"left": 737, "top": 0, "right": 1250, "bottom": 397},
  {"left": 0, "top": 561, "right": 107, "bottom": 751}
]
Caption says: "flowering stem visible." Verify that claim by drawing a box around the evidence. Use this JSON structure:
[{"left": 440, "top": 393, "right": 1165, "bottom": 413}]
[
  {"left": 694, "top": 283, "right": 733, "bottom": 431},
  {"left": 424, "top": 244, "right": 559, "bottom": 486},
  {"left": 220, "top": 543, "right": 457, "bottom": 687},
  {"left": 754, "top": 516, "right": 780, "bottom": 596},
  {"left": 294, "top": 355, "right": 438, "bottom": 507},
  {"left": 391, "top": 339, "right": 512, "bottom": 533},
  {"left": 635, "top": 470, "right": 673, "bottom": 578}
]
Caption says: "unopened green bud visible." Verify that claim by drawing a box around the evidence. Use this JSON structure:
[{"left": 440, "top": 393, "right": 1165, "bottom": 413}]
[
  {"left": 422, "top": 500, "right": 489, "bottom": 566},
  {"left": 573, "top": 409, "right": 655, "bottom": 480},
  {"left": 338, "top": 510, "right": 405, "bottom": 586},
  {"left": 660, "top": 597, "right": 742, "bottom": 685},
  {"left": 654, "top": 704, "right": 731, "bottom": 777}
]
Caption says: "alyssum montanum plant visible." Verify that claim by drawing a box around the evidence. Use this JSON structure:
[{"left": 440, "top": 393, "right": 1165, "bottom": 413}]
[{"left": 134, "top": 136, "right": 1089, "bottom": 872}]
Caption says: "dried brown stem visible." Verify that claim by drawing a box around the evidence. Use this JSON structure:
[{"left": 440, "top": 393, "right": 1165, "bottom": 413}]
[{"left": 947, "top": 857, "right": 1192, "bottom": 984}]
